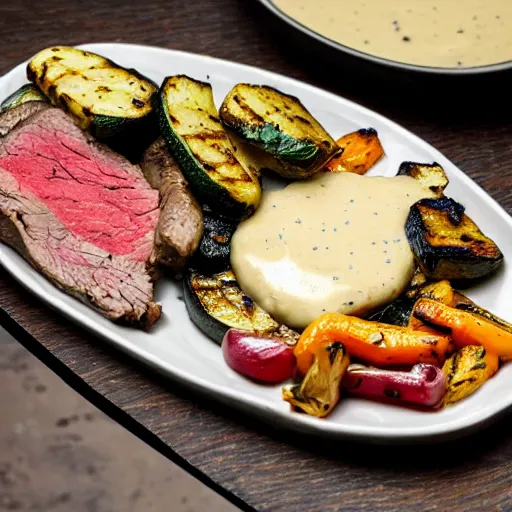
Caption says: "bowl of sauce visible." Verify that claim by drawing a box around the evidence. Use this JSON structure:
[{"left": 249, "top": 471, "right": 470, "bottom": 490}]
[{"left": 258, "top": 0, "right": 512, "bottom": 75}]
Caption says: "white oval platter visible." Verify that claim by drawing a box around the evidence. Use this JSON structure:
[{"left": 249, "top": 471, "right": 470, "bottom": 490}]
[{"left": 0, "top": 43, "right": 511, "bottom": 443}]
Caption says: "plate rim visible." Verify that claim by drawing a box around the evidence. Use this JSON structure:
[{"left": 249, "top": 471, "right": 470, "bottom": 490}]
[
  {"left": 255, "top": 0, "right": 512, "bottom": 76},
  {"left": 0, "top": 41, "right": 511, "bottom": 443}
]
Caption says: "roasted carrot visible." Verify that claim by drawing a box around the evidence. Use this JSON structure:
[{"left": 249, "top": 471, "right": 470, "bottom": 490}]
[
  {"left": 294, "top": 312, "right": 451, "bottom": 376},
  {"left": 442, "top": 346, "right": 499, "bottom": 405},
  {"left": 413, "top": 298, "right": 512, "bottom": 359},
  {"left": 326, "top": 128, "right": 384, "bottom": 175}
]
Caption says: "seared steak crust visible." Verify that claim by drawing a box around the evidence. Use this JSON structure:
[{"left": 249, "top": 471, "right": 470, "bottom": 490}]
[{"left": 141, "top": 137, "right": 203, "bottom": 269}]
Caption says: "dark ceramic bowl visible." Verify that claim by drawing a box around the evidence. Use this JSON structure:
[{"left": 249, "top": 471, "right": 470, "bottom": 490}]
[{"left": 256, "top": 0, "right": 512, "bottom": 78}]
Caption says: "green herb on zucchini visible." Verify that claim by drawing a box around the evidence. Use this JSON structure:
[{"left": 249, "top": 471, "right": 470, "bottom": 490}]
[
  {"left": 219, "top": 83, "right": 341, "bottom": 179},
  {"left": 158, "top": 75, "right": 261, "bottom": 220}
]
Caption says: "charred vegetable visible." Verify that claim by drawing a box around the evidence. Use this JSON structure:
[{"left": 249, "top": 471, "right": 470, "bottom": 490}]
[
  {"left": 406, "top": 197, "right": 503, "bottom": 281},
  {"left": 191, "top": 213, "right": 238, "bottom": 273},
  {"left": 412, "top": 298, "right": 512, "bottom": 359},
  {"left": 0, "top": 84, "right": 47, "bottom": 113},
  {"left": 222, "top": 329, "right": 296, "bottom": 384},
  {"left": 397, "top": 161, "right": 449, "bottom": 196},
  {"left": 442, "top": 346, "right": 499, "bottom": 405},
  {"left": 343, "top": 363, "right": 446, "bottom": 408},
  {"left": 27, "top": 46, "right": 158, "bottom": 147},
  {"left": 326, "top": 128, "right": 384, "bottom": 175},
  {"left": 159, "top": 76, "right": 261, "bottom": 220},
  {"left": 294, "top": 312, "right": 452, "bottom": 376},
  {"left": 219, "top": 83, "right": 340, "bottom": 179},
  {"left": 454, "top": 302, "right": 512, "bottom": 335},
  {"left": 405, "top": 268, "right": 429, "bottom": 299},
  {"left": 366, "top": 296, "right": 416, "bottom": 327},
  {"left": 184, "top": 269, "right": 280, "bottom": 345},
  {"left": 283, "top": 341, "right": 349, "bottom": 418}
]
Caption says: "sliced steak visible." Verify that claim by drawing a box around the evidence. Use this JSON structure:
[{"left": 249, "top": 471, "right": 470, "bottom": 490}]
[
  {"left": 0, "top": 105, "right": 161, "bottom": 327},
  {"left": 141, "top": 137, "right": 203, "bottom": 270},
  {"left": 0, "top": 101, "right": 49, "bottom": 136}
]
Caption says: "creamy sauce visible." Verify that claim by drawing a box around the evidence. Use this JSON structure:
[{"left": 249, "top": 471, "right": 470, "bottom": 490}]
[
  {"left": 272, "top": 0, "right": 511, "bottom": 68},
  {"left": 231, "top": 172, "right": 436, "bottom": 330}
]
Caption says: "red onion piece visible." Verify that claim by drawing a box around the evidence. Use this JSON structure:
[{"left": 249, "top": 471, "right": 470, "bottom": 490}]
[
  {"left": 342, "top": 363, "right": 446, "bottom": 407},
  {"left": 222, "top": 329, "right": 296, "bottom": 384}
]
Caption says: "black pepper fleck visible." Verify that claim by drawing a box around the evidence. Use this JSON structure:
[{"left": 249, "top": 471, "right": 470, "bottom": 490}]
[{"left": 403, "top": 36, "right": 411, "bottom": 42}]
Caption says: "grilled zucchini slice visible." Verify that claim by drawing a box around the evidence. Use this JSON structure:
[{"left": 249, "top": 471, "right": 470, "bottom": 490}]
[
  {"left": 159, "top": 76, "right": 261, "bottom": 220},
  {"left": 0, "top": 84, "right": 47, "bottom": 113},
  {"left": 26, "top": 46, "right": 158, "bottom": 144},
  {"left": 219, "top": 83, "right": 340, "bottom": 179},
  {"left": 184, "top": 269, "right": 280, "bottom": 345},
  {"left": 406, "top": 197, "right": 503, "bottom": 281},
  {"left": 397, "top": 161, "right": 449, "bottom": 196}
]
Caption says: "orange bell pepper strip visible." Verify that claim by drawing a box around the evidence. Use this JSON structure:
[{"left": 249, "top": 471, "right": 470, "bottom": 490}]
[
  {"left": 413, "top": 298, "right": 512, "bottom": 360},
  {"left": 294, "top": 312, "right": 452, "bottom": 376},
  {"left": 325, "top": 128, "right": 384, "bottom": 175}
]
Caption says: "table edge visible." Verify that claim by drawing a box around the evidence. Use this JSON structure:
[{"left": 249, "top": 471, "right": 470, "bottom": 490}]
[{"left": 0, "top": 306, "right": 253, "bottom": 512}]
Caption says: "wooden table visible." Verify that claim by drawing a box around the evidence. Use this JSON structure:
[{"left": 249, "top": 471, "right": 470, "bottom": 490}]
[{"left": 1, "top": 1, "right": 512, "bottom": 510}]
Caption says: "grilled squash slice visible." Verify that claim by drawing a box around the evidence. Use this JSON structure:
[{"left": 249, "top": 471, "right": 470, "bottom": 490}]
[
  {"left": 406, "top": 197, "right": 503, "bottom": 281},
  {"left": 442, "top": 346, "right": 499, "bottom": 405},
  {"left": 27, "top": 46, "right": 158, "bottom": 144},
  {"left": 0, "top": 84, "right": 47, "bottom": 113},
  {"left": 219, "top": 83, "right": 340, "bottom": 179},
  {"left": 159, "top": 76, "right": 261, "bottom": 220},
  {"left": 184, "top": 269, "right": 280, "bottom": 345},
  {"left": 398, "top": 161, "right": 449, "bottom": 196},
  {"left": 326, "top": 128, "right": 384, "bottom": 175}
]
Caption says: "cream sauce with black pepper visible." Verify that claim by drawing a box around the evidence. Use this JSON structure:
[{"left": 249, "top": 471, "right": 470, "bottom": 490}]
[
  {"left": 231, "top": 172, "right": 436, "bottom": 330},
  {"left": 272, "top": 0, "right": 511, "bottom": 68}
]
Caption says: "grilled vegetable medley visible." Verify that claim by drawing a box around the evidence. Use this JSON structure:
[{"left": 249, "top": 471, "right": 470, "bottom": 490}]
[{"left": 8, "top": 45, "right": 509, "bottom": 422}]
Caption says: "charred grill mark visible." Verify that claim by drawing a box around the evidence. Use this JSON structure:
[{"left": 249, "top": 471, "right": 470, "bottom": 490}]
[
  {"left": 40, "top": 62, "right": 49, "bottom": 82},
  {"left": 241, "top": 295, "right": 254, "bottom": 315},
  {"left": 357, "top": 127, "right": 378, "bottom": 137},
  {"left": 167, "top": 112, "right": 179, "bottom": 124},
  {"left": 232, "top": 94, "right": 265, "bottom": 125},
  {"left": 48, "top": 85, "right": 57, "bottom": 99},
  {"left": 208, "top": 114, "right": 220, "bottom": 123},
  {"left": 132, "top": 98, "right": 145, "bottom": 108},
  {"left": 220, "top": 279, "right": 238, "bottom": 287},
  {"left": 295, "top": 115, "right": 311, "bottom": 126},
  {"left": 452, "top": 377, "right": 477, "bottom": 388},
  {"left": 470, "top": 362, "right": 487, "bottom": 371},
  {"left": 327, "top": 341, "right": 344, "bottom": 364}
]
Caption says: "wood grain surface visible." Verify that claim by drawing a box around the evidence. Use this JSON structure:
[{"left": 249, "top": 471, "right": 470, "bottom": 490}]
[{"left": 1, "top": 1, "right": 512, "bottom": 510}]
